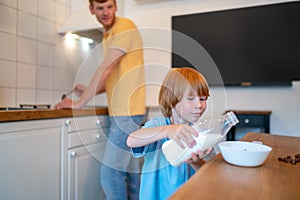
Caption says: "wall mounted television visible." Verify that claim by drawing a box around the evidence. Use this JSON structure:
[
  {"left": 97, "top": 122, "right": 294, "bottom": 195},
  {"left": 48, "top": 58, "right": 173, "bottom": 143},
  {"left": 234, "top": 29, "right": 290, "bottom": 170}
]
[{"left": 171, "top": 1, "right": 300, "bottom": 86}]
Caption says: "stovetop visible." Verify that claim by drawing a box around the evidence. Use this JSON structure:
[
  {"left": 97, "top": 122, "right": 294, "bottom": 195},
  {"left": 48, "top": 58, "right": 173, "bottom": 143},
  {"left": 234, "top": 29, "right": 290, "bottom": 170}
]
[{"left": 0, "top": 104, "right": 51, "bottom": 110}]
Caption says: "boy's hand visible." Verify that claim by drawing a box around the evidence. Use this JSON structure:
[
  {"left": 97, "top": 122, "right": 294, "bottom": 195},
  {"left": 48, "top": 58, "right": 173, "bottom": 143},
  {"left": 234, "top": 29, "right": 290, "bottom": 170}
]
[
  {"left": 168, "top": 124, "right": 198, "bottom": 149},
  {"left": 186, "top": 147, "right": 213, "bottom": 170}
]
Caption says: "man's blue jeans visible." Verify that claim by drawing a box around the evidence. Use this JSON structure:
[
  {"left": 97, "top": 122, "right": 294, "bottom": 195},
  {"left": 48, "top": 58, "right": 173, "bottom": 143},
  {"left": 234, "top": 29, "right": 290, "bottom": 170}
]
[{"left": 100, "top": 115, "right": 145, "bottom": 200}]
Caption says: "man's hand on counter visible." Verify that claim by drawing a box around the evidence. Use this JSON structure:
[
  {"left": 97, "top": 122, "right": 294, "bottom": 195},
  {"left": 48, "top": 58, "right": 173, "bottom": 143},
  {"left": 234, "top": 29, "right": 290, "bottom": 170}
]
[{"left": 54, "top": 98, "right": 81, "bottom": 110}]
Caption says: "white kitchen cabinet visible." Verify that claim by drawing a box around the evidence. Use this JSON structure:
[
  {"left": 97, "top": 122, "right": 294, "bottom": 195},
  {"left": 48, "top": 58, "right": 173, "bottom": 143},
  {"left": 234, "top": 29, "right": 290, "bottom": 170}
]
[
  {"left": 61, "top": 115, "right": 108, "bottom": 200},
  {"left": 0, "top": 114, "right": 109, "bottom": 200},
  {"left": 67, "top": 143, "right": 105, "bottom": 200},
  {"left": 0, "top": 119, "right": 63, "bottom": 200}
]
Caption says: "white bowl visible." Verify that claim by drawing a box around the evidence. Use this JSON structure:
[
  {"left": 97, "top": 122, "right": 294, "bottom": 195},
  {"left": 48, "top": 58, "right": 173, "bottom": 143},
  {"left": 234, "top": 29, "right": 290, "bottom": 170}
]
[{"left": 218, "top": 141, "right": 272, "bottom": 167}]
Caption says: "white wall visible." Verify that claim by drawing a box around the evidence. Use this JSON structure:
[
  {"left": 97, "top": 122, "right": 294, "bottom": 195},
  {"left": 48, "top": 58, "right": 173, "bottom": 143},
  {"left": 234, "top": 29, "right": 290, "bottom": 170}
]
[
  {"left": 0, "top": 0, "right": 95, "bottom": 108},
  {"left": 124, "top": 0, "right": 300, "bottom": 136}
]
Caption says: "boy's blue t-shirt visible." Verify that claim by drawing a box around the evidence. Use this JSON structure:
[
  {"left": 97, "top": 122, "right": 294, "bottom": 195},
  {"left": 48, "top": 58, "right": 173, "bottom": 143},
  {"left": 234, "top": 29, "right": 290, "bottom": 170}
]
[{"left": 132, "top": 117, "right": 195, "bottom": 200}]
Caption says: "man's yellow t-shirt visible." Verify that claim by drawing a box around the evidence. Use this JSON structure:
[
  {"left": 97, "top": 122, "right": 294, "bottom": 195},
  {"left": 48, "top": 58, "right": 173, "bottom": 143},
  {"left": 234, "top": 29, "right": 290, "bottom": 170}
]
[{"left": 103, "top": 17, "right": 146, "bottom": 117}]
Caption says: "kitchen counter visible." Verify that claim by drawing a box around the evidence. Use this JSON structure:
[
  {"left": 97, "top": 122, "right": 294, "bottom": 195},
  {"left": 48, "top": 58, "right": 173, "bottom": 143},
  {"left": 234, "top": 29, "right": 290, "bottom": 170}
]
[
  {"left": 170, "top": 132, "right": 300, "bottom": 200},
  {"left": 0, "top": 107, "right": 108, "bottom": 122}
]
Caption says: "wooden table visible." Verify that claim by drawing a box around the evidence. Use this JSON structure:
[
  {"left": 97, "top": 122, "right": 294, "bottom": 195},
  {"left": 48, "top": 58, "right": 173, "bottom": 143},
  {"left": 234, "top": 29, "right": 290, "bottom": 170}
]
[{"left": 170, "top": 132, "right": 300, "bottom": 200}]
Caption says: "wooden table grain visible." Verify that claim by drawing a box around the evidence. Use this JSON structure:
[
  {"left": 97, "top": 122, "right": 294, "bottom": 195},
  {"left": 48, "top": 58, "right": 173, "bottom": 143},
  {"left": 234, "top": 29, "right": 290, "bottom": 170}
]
[{"left": 170, "top": 132, "right": 300, "bottom": 200}]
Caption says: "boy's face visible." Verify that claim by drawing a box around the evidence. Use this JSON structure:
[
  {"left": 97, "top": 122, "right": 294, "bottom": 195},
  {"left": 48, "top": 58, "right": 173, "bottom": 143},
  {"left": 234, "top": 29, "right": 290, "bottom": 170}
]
[
  {"left": 89, "top": 0, "right": 117, "bottom": 30},
  {"left": 172, "top": 90, "right": 207, "bottom": 124}
]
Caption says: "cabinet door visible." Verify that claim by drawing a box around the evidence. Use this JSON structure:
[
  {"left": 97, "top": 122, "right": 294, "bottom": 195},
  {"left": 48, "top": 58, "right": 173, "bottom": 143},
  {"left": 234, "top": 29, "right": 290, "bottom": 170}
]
[
  {"left": 68, "top": 143, "right": 106, "bottom": 200},
  {"left": 0, "top": 125, "right": 61, "bottom": 200}
]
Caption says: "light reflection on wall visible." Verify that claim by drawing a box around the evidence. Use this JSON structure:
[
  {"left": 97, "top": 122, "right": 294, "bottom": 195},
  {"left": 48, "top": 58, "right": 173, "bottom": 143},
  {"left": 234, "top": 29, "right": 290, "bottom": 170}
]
[
  {"left": 64, "top": 32, "right": 93, "bottom": 52},
  {"left": 81, "top": 42, "right": 90, "bottom": 51},
  {"left": 65, "top": 32, "right": 76, "bottom": 48}
]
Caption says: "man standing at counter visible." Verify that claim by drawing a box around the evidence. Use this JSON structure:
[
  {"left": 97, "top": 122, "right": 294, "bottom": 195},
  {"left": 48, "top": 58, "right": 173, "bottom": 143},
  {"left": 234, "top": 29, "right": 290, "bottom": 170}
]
[{"left": 55, "top": 0, "right": 146, "bottom": 199}]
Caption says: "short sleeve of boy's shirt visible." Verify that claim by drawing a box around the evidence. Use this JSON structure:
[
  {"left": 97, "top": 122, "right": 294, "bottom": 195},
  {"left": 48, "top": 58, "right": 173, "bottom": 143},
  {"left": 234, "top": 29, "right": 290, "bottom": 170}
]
[{"left": 132, "top": 117, "right": 169, "bottom": 158}]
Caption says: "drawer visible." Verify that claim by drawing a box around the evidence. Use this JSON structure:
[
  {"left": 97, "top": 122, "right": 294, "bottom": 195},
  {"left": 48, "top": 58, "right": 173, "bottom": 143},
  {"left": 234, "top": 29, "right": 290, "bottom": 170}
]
[
  {"left": 68, "top": 141, "right": 107, "bottom": 161},
  {"left": 68, "top": 128, "right": 108, "bottom": 149},
  {"left": 64, "top": 116, "right": 109, "bottom": 133},
  {"left": 236, "top": 114, "right": 266, "bottom": 128}
]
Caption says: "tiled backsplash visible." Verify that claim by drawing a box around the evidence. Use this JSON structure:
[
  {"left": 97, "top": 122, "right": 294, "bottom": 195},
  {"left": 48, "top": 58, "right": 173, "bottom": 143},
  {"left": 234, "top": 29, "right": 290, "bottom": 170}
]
[{"left": 0, "top": 0, "right": 93, "bottom": 108}]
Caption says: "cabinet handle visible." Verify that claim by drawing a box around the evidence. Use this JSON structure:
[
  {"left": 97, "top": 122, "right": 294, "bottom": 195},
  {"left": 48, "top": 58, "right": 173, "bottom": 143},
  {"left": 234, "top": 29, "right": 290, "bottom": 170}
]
[
  {"left": 244, "top": 118, "right": 250, "bottom": 124},
  {"left": 96, "top": 120, "right": 102, "bottom": 128},
  {"left": 65, "top": 120, "right": 71, "bottom": 126},
  {"left": 64, "top": 120, "right": 72, "bottom": 132},
  {"left": 96, "top": 134, "right": 101, "bottom": 139},
  {"left": 70, "top": 151, "right": 77, "bottom": 157}
]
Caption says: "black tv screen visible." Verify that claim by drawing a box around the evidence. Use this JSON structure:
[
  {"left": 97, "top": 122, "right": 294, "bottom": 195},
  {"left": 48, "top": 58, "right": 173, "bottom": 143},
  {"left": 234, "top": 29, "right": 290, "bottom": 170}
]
[{"left": 172, "top": 1, "right": 300, "bottom": 86}]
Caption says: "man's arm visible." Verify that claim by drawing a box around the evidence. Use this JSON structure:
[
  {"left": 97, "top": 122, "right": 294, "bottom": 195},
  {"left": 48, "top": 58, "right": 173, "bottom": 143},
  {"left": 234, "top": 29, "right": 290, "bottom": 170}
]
[{"left": 54, "top": 48, "right": 125, "bottom": 109}]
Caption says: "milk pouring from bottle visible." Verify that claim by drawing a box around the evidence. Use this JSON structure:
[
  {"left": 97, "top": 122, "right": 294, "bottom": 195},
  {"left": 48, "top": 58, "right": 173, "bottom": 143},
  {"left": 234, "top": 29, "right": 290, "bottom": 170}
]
[{"left": 162, "top": 111, "right": 239, "bottom": 167}]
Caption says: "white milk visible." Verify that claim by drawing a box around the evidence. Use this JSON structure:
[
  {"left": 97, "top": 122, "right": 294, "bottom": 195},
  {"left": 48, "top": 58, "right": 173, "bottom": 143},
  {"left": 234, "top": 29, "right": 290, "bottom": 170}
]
[{"left": 162, "top": 133, "right": 222, "bottom": 167}]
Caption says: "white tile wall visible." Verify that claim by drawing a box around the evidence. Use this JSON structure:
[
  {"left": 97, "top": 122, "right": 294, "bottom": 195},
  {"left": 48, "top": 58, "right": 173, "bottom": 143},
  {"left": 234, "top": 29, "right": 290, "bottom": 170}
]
[
  {"left": 38, "top": 18, "right": 54, "bottom": 44},
  {"left": 37, "top": 89, "right": 54, "bottom": 105},
  {"left": 0, "top": 60, "right": 16, "bottom": 87},
  {"left": 0, "top": 88, "right": 16, "bottom": 107},
  {"left": 0, "top": 0, "right": 92, "bottom": 108},
  {"left": 54, "top": 45, "right": 68, "bottom": 68},
  {"left": 18, "top": 11, "right": 37, "bottom": 39},
  {"left": 37, "top": 42, "right": 54, "bottom": 67},
  {"left": 55, "top": 2, "right": 68, "bottom": 24},
  {"left": 0, "top": 0, "right": 17, "bottom": 8},
  {"left": 17, "top": 88, "right": 36, "bottom": 105},
  {"left": 37, "top": 66, "right": 54, "bottom": 90},
  {"left": 0, "top": 5, "right": 17, "bottom": 34},
  {"left": 54, "top": 68, "right": 69, "bottom": 91},
  {"left": 38, "top": 0, "right": 55, "bottom": 21},
  {"left": 18, "top": 0, "right": 38, "bottom": 15},
  {"left": 17, "top": 37, "right": 37, "bottom": 64},
  {"left": 0, "top": 32, "right": 17, "bottom": 61},
  {"left": 17, "top": 63, "right": 36, "bottom": 89}
]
